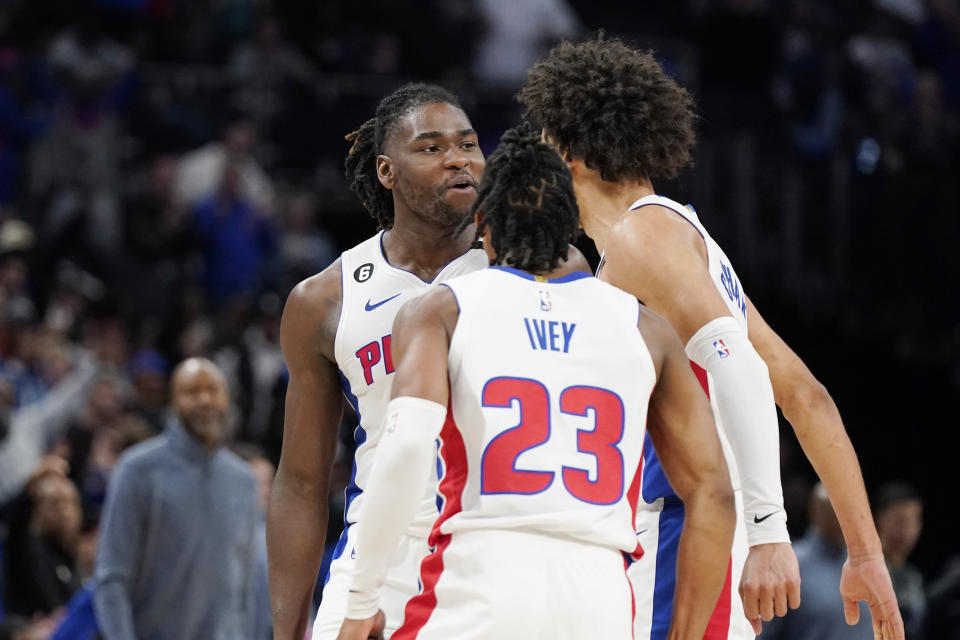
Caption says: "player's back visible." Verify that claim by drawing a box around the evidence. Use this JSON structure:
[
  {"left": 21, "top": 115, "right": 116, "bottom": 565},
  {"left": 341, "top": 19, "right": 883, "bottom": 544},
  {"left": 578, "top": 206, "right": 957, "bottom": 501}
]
[{"left": 436, "top": 266, "right": 656, "bottom": 556}]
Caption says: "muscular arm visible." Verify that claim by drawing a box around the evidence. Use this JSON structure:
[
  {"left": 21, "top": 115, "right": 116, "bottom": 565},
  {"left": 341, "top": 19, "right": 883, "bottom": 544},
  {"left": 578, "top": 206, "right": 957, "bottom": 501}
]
[
  {"left": 268, "top": 263, "right": 345, "bottom": 640},
  {"left": 602, "top": 208, "right": 798, "bottom": 632},
  {"left": 639, "top": 307, "right": 735, "bottom": 640},
  {"left": 602, "top": 209, "right": 788, "bottom": 542},
  {"left": 746, "top": 296, "right": 904, "bottom": 638}
]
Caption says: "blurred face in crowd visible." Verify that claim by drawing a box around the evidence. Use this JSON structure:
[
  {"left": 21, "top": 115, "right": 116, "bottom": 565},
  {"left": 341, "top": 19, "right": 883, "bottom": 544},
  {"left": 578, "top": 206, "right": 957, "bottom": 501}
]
[
  {"left": 88, "top": 375, "right": 125, "bottom": 424},
  {"left": 877, "top": 498, "right": 923, "bottom": 565},
  {"left": 31, "top": 475, "right": 82, "bottom": 551},
  {"left": 171, "top": 358, "right": 230, "bottom": 448},
  {"left": 378, "top": 102, "right": 485, "bottom": 231}
]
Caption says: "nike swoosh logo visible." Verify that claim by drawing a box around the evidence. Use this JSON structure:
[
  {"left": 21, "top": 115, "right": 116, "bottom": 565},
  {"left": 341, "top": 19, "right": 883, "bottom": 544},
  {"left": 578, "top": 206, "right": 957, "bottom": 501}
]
[
  {"left": 364, "top": 293, "right": 401, "bottom": 311},
  {"left": 636, "top": 529, "right": 648, "bottom": 536},
  {"left": 753, "top": 512, "right": 778, "bottom": 524}
]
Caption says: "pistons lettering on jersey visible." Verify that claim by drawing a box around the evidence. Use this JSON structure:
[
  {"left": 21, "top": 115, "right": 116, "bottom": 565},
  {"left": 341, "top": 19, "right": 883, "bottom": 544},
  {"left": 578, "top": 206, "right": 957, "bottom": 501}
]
[
  {"left": 355, "top": 335, "right": 395, "bottom": 385},
  {"left": 719, "top": 262, "right": 748, "bottom": 318},
  {"left": 523, "top": 318, "right": 576, "bottom": 353}
]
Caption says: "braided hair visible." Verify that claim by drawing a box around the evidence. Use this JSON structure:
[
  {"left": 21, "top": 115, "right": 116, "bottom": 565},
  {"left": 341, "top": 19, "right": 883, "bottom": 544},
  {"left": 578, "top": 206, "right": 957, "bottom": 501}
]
[
  {"left": 474, "top": 123, "right": 579, "bottom": 274},
  {"left": 344, "top": 83, "right": 462, "bottom": 230}
]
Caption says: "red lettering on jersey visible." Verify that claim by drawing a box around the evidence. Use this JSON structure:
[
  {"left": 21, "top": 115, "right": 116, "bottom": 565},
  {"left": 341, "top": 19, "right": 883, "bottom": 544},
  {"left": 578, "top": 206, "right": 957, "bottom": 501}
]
[
  {"left": 356, "top": 341, "right": 382, "bottom": 385},
  {"left": 382, "top": 334, "right": 395, "bottom": 374}
]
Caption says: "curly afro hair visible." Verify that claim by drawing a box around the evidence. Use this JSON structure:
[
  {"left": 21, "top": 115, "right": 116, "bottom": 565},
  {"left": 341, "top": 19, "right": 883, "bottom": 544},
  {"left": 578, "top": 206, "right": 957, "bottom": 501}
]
[
  {"left": 345, "top": 83, "right": 462, "bottom": 229},
  {"left": 473, "top": 122, "right": 579, "bottom": 274},
  {"left": 517, "top": 37, "right": 696, "bottom": 182}
]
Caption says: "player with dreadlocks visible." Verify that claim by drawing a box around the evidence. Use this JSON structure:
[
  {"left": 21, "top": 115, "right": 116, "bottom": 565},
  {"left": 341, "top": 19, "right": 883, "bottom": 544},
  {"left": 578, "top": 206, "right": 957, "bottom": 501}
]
[
  {"left": 269, "top": 86, "right": 589, "bottom": 640},
  {"left": 267, "top": 83, "right": 488, "bottom": 640},
  {"left": 519, "top": 37, "right": 903, "bottom": 640},
  {"left": 337, "top": 123, "right": 734, "bottom": 640}
]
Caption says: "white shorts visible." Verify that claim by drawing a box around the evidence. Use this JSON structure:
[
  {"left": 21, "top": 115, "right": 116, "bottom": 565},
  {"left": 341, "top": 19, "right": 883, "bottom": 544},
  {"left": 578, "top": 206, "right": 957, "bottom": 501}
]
[
  {"left": 393, "top": 528, "right": 635, "bottom": 640},
  {"left": 312, "top": 525, "right": 431, "bottom": 640},
  {"left": 629, "top": 489, "right": 753, "bottom": 640}
]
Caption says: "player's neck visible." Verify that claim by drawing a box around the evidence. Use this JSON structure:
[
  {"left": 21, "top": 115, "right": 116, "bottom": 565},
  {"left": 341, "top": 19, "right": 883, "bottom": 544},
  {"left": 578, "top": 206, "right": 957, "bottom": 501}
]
[
  {"left": 576, "top": 176, "right": 655, "bottom": 253},
  {"left": 382, "top": 215, "right": 475, "bottom": 281}
]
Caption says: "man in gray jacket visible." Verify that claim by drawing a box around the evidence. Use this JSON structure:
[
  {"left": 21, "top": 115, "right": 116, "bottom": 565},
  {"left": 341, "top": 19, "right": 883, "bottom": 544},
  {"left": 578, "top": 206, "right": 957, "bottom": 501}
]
[{"left": 94, "top": 357, "right": 259, "bottom": 640}]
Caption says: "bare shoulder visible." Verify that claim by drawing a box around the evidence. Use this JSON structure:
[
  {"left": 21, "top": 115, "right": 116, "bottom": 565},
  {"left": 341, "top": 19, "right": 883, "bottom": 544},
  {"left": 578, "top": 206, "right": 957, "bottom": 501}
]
[
  {"left": 607, "top": 205, "right": 704, "bottom": 266},
  {"left": 281, "top": 259, "right": 343, "bottom": 364}
]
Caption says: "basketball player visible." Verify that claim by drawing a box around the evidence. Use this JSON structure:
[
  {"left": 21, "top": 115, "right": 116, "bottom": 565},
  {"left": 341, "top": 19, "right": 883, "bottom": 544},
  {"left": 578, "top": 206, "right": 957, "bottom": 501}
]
[
  {"left": 267, "top": 85, "right": 589, "bottom": 640},
  {"left": 266, "top": 84, "right": 489, "bottom": 640},
  {"left": 519, "top": 38, "right": 903, "bottom": 640},
  {"left": 337, "top": 124, "right": 735, "bottom": 640}
]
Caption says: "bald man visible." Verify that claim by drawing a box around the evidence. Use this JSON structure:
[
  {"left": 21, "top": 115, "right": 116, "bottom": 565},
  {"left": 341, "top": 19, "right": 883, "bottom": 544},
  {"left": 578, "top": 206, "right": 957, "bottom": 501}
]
[{"left": 94, "top": 358, "right": 261, "bottom": 640}]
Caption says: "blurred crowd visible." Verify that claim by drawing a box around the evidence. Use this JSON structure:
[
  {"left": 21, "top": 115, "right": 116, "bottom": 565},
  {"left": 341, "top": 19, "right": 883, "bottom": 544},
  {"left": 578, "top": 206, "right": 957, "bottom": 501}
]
[{"left": 0, "top": 0, "right": 957, "bottom": 638}]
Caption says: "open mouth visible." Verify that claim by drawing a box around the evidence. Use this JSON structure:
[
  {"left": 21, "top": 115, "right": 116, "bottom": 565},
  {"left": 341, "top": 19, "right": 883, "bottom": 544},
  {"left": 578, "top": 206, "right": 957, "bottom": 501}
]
[{"left": 447, "top": 181, "right": 475, "bottom": 192}]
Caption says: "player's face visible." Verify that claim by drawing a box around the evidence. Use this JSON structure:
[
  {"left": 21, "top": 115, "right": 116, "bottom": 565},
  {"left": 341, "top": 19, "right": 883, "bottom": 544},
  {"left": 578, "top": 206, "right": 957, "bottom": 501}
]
[{"left": 381, "top": 102, "right": 485, "bottom": 230}]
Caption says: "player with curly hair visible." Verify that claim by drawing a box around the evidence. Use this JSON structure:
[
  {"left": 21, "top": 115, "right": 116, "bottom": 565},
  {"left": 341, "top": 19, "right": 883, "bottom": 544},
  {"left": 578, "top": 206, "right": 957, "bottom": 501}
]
[
  {"left": 519, "top": 37, "right": 903, "bottom": 640},
  {"left": 337, "top": 124, "right": 735, "bottom": 640}
]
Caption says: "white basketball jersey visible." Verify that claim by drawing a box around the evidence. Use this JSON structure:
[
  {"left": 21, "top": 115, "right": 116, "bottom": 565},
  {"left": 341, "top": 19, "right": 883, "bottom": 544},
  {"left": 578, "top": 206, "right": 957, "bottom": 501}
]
[
  {"left": 433, "top": 266, "right": 657, "bottom": 556},
  {"left": 628, "top": 194, "right": 748, "bottom": 330},
  {"left": 334, "top": 232, "right": 488, "bottom": 537},
  {"left": 615, "top": 194, "right": 752, "bottom": 493}
]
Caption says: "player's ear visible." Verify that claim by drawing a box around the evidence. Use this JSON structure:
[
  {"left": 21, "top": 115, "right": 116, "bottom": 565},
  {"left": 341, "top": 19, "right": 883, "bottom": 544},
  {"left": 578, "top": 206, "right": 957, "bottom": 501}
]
[{"left": 376, "top": 154, "right": 395, "bottom": 190}]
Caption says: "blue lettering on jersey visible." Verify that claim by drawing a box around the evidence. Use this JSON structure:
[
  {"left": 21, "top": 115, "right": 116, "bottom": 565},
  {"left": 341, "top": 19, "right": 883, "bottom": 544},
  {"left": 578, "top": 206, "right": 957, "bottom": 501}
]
[
  {"left": 719, "top": 262, "right": 748, "bottom": 318},
  {"left": 523, "top": 318, "right": 576, "bottom": 353}
]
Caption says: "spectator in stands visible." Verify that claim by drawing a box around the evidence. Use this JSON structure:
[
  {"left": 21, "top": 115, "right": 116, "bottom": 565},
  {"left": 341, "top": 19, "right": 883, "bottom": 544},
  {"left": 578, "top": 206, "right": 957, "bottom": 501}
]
[
  {"left": 191, "top": 160, "right": 278, "bottom": 305},
  {"left": 2, "top": 456, "right": 83, "bottom": 618},
  {"left": 875, "top": 481, "right": 926, "bottom": 639},
  {"left": 233, "top": 443, "right": 274, "bottom": 640},
  {"left": 925, "top": 555, "right": 960, "bottom": 639},
  {"left": 0, "top": 348, "right": 97, "bottom": 504},
  {"left": 127, "top": 349, "right": 168, "bottom": 433},
  {"left": 93, "top": 357, "right": 259, "bottom": 640},
  {"left": 760, "top": 482, "right": 874, "bottom": 639},
  {"left": 175, "top": 117, "right": 275, "bottom": 215}
]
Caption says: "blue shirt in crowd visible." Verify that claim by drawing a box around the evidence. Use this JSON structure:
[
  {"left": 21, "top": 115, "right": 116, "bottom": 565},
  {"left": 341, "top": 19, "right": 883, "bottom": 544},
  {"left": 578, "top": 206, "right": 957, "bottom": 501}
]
[{"left": 760, "top": 531, "right": 874, "bottom": 640}]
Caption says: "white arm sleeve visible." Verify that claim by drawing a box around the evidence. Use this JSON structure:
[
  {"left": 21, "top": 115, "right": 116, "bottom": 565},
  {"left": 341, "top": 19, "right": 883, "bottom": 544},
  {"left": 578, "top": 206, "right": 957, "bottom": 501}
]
[
  {"left": 685, "top": 316, "right": 790, "bottom": 547},
  {"left": 345, "top": 396, "right": 447, "bottom": 619}
]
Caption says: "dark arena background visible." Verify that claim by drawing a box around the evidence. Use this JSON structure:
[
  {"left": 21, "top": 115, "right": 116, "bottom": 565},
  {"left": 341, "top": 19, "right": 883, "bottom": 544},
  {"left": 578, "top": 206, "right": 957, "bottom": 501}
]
[{"left": 0, "top": 0, "right": 956, "bottom": 638}]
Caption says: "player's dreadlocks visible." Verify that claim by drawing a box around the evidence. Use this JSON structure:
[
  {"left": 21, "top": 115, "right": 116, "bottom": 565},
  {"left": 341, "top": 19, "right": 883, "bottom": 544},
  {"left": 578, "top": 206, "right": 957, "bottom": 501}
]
[
  {"left": 474, "top": 123, "right": 579, "bottom": 274},
  {"left": 344, "top": 83, "right": 462, "bottom": 230},
  {"left": 518, "top": 36, "right": 696, "bottom": 182}
]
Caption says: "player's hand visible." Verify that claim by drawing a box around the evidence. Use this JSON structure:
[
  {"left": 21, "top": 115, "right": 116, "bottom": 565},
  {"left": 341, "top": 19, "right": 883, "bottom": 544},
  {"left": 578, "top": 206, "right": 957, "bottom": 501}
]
[
  {"left": 840, "top": 554, "right": 904, "bottom": 640},
  {"left": 739, "top": 542, "right": 801, "bottom": 635},
  {"left": 335, "top": 610, "right": 385, "bottom": 640}
]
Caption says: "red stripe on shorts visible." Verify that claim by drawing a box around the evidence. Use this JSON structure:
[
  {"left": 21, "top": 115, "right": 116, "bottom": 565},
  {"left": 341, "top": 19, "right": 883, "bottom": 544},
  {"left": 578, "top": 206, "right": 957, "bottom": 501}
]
[
  {"left": 625, "top": 448, "right": 645, "bottom": 560},
  {"left": 623, "top": 555, "right": 637, "bottom": 639},
  {"left": 703, "top": 557, "right": 733, "bottom": 639},
  {"left": 393, "top": 401, "right": 469, "bottom": 639}
]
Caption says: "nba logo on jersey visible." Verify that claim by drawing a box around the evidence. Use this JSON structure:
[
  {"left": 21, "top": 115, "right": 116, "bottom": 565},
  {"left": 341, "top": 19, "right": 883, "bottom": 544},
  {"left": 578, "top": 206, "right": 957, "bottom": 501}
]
[
  {"left": 713, "top": 339, "right": 730, "bottom": 359},
  {"left": 539, "top": 290, "right": 552, "bottom": 311}
]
